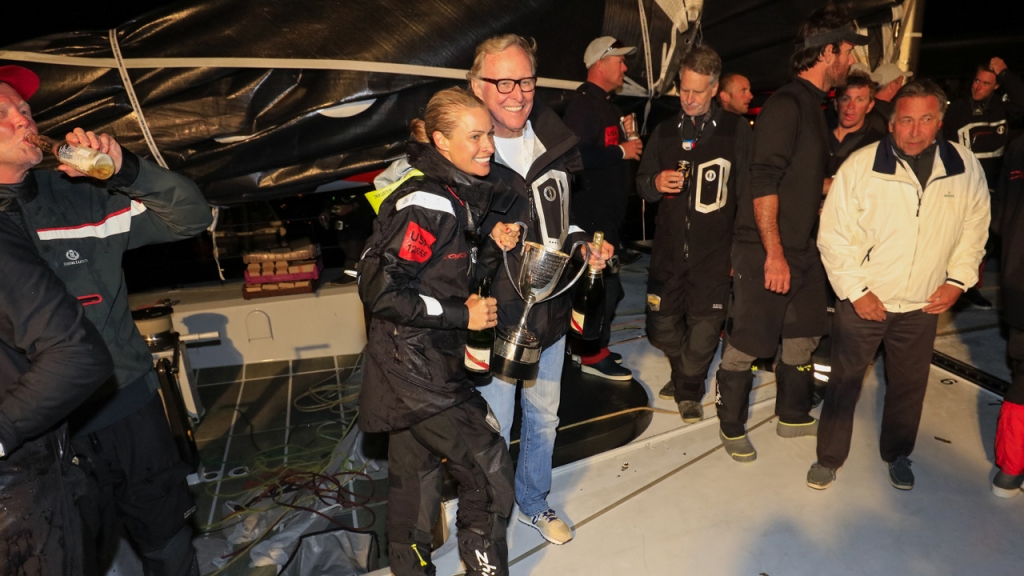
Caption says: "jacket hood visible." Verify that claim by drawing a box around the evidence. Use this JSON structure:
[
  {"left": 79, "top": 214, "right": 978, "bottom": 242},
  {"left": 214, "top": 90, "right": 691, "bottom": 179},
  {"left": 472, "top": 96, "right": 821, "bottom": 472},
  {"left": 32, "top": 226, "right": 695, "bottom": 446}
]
[{"left": 405, "top": 141, "right": 514, "bottom": 215}]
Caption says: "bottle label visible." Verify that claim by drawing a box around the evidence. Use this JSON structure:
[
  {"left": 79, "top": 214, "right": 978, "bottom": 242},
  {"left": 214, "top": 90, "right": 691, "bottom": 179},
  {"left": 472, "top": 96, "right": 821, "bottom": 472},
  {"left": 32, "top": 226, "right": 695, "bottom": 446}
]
[
  {"left": 570, "top": 309, "right": 585, "bottom": 334},
  {"left": 464, "top": 345, "right": 491, "bottom": 372},
  {"left": 56, "top": 144, "right": 78, "bottom": 163}
]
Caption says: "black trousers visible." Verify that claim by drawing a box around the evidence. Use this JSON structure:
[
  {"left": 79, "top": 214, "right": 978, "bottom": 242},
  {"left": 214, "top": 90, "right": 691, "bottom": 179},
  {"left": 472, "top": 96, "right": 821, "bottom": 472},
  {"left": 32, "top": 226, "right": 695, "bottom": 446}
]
[
  {"left": 387, "top": 394, "right": 515, "bottom": 576},
  {"left": 647, "top": 307, "right": 726, "bottom": 402},
  {"left": 816, "top": 301, "right": 938, "bottom": 469},
  {"left": 0, "top": 429, "right": 86, "bottom": 576},
  {"left": 73, "top": 394, "right": 197, "bottom": 576}
]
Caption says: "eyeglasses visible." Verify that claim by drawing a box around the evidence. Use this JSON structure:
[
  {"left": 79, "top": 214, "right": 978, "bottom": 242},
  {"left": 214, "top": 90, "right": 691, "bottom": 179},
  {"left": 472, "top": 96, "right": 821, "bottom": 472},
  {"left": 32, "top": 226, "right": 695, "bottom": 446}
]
[{"left": 479, "top": 77, "right": 538, "bottom": 94}]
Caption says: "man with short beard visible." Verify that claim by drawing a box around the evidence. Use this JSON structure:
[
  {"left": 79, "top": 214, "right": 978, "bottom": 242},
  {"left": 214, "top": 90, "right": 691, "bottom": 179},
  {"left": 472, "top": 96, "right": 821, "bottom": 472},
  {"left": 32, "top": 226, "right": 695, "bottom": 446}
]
[
  {"left": 469, "top": 34, "right": 612, "bottom": 546},
  {"left": 715, "top": 7, "right": 866, "bottom": 463}
]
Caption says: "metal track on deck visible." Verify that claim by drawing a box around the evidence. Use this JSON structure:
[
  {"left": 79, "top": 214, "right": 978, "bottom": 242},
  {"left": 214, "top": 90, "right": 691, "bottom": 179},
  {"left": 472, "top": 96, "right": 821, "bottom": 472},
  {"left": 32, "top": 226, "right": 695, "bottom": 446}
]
[{"left": 932, "top": 350, "right": 1010, "bottom": 397}]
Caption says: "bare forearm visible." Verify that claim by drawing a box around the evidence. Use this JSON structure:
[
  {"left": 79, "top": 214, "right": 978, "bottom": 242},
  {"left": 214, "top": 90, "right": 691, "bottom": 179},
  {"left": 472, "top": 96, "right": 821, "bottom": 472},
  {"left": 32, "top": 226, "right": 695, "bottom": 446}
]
[{"left": 753, "top": 195, "right": 784, "bottom": 257}]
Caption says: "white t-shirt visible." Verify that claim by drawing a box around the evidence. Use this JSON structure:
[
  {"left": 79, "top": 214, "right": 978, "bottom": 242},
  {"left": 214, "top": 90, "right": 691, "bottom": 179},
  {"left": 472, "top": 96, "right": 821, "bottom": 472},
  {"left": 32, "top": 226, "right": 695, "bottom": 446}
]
[{"left": 493, "top": 120, "right": 547, "bottom": 178}]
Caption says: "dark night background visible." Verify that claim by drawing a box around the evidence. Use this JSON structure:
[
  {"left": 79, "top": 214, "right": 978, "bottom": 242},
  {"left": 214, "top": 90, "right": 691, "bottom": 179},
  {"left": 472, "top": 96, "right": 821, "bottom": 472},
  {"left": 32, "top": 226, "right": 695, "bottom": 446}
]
[{"left": 8, "top": 0, "right": 1023, "bottom": 83}]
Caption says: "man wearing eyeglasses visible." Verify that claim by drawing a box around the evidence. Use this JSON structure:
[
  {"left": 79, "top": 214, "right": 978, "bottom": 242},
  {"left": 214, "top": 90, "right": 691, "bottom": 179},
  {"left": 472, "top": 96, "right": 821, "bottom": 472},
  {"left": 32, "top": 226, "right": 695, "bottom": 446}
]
[
  {"left": 560, "top": 36, "right": 642, "bottom": 382},
  {"left": 470, "top": 33, "right": 612, "bottom": 546}
]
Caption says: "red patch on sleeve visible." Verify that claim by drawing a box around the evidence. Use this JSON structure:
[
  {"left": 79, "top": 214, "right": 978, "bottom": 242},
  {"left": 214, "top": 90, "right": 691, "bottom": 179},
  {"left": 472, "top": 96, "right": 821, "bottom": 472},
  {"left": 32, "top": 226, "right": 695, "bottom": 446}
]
[
  {"left": 398, "top": 221, "right": 435, "bottom": 263},
  {"left": 604, "top": 126, "right": 620, "bottom": 147}
]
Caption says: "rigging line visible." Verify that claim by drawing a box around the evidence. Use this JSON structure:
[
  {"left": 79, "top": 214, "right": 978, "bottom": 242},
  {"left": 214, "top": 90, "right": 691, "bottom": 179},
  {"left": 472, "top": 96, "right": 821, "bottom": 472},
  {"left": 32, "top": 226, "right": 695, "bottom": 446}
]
[
  {"left": 107, "top": 30, "right": 168, "bottom": 169},
  {"left": 0, "top": 49, "right": 584, "bottom": 91},
  {"left": 509, "top": 413, "right": 777, "bottom": 567},
  {"left": 509, "top": 378, "right": 777, "bottom": 443}
]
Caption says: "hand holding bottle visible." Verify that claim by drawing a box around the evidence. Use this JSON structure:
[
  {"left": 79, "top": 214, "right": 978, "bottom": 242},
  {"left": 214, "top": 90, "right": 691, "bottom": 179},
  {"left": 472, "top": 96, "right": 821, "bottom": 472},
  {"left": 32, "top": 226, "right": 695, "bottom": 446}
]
[
  {"left": 29, "top": 128, "right": 122, "bottom": 179},
  {"left": 64, "top": 128, "right": 122, "bottom": 176},
  {"left": 465, "top": 294, "right": 498, "bottom": 330},
  {"left": 584, "top": 237, "right": 614, "bottom": 270}
]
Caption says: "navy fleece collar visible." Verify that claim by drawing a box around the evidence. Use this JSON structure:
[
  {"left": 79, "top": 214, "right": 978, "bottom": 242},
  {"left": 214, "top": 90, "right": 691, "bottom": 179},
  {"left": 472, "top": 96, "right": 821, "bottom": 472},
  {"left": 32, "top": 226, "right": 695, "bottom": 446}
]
[{"left": 871, "top": 133, "right": 966, "bottom": 177}]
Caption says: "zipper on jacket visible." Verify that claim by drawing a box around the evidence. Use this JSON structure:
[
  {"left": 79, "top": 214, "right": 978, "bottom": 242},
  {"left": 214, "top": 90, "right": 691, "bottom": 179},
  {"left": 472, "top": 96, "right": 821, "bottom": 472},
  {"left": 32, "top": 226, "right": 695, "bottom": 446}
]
[
  {"left": 861, "top": 246, "right": 873, "bottom": 266},
  {"left": 683, "top": 174, "right": 692, "bottom": 261}
]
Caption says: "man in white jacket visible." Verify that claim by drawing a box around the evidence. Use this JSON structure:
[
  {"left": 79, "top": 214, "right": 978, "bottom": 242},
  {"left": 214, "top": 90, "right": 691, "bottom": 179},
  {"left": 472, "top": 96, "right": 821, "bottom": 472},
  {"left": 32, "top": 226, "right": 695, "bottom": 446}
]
[{"left": 809, "top": 79, "right": 990, "bottom": 491}]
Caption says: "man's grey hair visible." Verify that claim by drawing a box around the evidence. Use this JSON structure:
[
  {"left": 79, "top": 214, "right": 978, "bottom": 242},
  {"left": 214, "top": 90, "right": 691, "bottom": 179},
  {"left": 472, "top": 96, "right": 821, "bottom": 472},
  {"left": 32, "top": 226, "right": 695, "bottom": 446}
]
[
  {"left": 679, "top": 45, "right": 722, "bottom": 85},
  {"left": 890, "top": 79, "right": 948, "bottom": 121},
  {"left": 467, "top": 35, "right": 538, "bottom": 81}
]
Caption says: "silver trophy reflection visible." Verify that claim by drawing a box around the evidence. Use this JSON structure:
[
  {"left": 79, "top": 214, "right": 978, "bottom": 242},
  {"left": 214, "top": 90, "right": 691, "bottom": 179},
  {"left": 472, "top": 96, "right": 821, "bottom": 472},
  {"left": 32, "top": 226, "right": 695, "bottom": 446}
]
[{"left": 492, "top": 223, "right": 591, "bottom": 380}]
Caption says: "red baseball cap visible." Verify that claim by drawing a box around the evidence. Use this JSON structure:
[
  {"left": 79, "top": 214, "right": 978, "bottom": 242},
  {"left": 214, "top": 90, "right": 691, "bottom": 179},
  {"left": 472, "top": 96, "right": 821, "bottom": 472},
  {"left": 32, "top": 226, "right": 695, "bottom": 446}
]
[{"left": 0, "top": 65, "right": 41, "bottom": 101}]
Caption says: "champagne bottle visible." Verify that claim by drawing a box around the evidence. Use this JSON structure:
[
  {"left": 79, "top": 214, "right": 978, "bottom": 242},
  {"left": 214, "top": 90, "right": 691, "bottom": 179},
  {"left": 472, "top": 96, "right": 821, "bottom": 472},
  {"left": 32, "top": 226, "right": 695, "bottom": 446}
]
[
  {"left": 465, "top": 277, "right": 495, "bottom": 375},
  {"left": 26, "top": 133, "right": 116, "bottom": 180},
  {"left": 571, "top": 231, "right": 605, "bottom": 340}
]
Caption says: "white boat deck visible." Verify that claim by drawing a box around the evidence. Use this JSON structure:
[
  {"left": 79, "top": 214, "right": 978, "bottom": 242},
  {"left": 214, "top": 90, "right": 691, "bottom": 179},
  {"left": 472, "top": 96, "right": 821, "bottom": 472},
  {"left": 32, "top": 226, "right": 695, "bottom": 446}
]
[{"left": 408, "top": 259, "right": 1023, "bottom": 576}]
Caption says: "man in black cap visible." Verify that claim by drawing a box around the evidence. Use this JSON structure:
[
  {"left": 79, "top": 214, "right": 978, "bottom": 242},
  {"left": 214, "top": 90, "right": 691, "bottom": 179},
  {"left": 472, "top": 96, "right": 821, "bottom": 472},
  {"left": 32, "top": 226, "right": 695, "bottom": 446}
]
[
  {"left": 562, "top": 36, "right": 643, "bottom": 381},
  {"left": 715, "top": 6, "right": 867, "bottom": 463}
]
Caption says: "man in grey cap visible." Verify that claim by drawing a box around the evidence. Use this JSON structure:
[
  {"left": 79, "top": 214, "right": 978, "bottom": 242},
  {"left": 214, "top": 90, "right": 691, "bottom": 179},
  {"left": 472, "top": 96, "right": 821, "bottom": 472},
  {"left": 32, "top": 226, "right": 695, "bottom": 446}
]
[
  {"left": 868, "top": 62, "right": 912, "bottom": 128},
  {"left": 562, "top": 36, "right": 643, "bottom": 381}
]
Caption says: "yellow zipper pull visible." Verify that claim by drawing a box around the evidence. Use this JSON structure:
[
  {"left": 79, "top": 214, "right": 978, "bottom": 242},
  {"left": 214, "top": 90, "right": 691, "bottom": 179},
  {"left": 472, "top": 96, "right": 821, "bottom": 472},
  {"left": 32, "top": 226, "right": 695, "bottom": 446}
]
[{"left": 411, "top": 543, "right": 428, "bottom": 567}]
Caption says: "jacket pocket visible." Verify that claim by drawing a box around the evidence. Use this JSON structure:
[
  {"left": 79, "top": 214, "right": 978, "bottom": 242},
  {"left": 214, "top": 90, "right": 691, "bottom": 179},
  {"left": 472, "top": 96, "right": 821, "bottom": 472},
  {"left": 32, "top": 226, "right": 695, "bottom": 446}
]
[{"left": 387, "top": 326, "right": 462, "bottom": 394}]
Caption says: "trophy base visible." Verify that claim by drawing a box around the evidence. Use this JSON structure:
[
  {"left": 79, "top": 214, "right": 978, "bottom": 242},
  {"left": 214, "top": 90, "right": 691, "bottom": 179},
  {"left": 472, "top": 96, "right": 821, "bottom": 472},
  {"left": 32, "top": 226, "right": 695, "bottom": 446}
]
[
  {"left": 491, "top": 352, "right": 540, "bottom": 381},
  {"left": 493, "top": 328, "right": 542, "bottom": 380}
]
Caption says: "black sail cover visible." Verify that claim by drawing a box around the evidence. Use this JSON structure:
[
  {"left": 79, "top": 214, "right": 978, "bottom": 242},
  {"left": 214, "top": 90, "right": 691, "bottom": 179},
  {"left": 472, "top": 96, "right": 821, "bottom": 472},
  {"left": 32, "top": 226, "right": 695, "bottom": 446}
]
[{"left": 0, "top": 0, "right": 900, "bottom": 205}]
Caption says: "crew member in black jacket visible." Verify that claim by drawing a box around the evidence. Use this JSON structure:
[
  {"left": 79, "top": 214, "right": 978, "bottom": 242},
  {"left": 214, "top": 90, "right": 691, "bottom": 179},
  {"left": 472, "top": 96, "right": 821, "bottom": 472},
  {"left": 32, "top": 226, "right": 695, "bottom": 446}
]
[
  {"left": 716, "top": 7, "right": 866, "bottom": 463},
  {"left": 992, "top": 133, "right": 1024, "bottom": 497},
  {"left": 358, "top": 87, "right": 519, "bottom": 576},
  {"left": 470, "top": 34, "right": 611, "bottom": 546},
  {"left": 637, "top": 45, "right": 750, "bottom": 424},
  {"left": 943, "top": 57, "right": 1024, "bottom": 309},
  {"left": 0, "top": 64, "right": 212, "bottom": 576},
  {"left": 1, "top": 157, "right": 114, "bottom": 573},
  {"left": 562, "top": 36, "right": 643, "bottom": 381}
]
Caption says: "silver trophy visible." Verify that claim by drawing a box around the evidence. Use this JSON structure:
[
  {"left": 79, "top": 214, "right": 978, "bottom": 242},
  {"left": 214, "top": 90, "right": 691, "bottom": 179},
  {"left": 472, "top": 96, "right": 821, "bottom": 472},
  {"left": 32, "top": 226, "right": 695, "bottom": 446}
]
[{"left": 492, "top": 224, "right": 591, "bottom": 380}]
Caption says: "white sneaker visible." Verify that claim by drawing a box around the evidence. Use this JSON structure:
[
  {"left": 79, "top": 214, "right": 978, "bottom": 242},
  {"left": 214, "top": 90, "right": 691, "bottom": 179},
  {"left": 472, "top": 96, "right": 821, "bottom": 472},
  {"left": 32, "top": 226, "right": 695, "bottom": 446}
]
[{"left": 518, "top": 508, "right": 573, "bottom": 545}]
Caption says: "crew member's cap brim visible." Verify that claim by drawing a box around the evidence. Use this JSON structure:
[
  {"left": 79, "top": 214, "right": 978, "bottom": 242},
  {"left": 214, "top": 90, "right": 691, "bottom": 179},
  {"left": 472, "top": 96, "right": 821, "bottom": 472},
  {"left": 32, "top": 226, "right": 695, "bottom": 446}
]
[
  {"left": 803, "top": 27, "right": 869, "bottom": 48},
  {"left": 0, "top": 65, "right": 40, "bottom": 100}
]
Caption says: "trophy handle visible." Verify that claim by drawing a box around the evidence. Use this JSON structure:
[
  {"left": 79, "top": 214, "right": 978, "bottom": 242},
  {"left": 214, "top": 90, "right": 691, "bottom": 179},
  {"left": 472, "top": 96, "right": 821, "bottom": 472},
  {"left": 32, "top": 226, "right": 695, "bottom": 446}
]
[
  {"left": 514, "top": 221, "right": 528, "bottom": 256},
  {"left": 501, "top": 221, "right": 530, "bottom": 301},
  {"left": 546, "top": 240, "right": 591, "bottom": 301}
]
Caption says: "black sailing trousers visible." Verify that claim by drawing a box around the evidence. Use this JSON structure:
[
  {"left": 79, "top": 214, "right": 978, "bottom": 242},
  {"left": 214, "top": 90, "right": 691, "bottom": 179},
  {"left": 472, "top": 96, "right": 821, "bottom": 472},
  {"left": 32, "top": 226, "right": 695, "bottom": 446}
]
[{"left": 387, "top": 394, "right": 514, "bottom": 576}]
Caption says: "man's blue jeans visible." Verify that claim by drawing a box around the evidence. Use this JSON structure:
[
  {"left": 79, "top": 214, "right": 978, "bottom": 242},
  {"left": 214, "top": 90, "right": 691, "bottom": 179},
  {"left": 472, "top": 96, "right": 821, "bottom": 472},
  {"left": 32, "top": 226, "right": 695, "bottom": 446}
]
[{"left": 478, "top": 336, "right": 564, "bottom": 517}]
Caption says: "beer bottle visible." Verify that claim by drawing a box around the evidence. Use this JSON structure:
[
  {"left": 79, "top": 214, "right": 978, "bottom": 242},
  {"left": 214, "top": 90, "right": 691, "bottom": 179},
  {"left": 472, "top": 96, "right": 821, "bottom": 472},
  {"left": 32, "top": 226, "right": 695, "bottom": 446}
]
[
  {"left": 465, "top": 277, "right": 495, "bottom": 375},
  {"left": 571, "top": 231, "right": 605, "bottom": 340},
  {"left": 26, "top": 133, "right": 116, "bottom": 180}
]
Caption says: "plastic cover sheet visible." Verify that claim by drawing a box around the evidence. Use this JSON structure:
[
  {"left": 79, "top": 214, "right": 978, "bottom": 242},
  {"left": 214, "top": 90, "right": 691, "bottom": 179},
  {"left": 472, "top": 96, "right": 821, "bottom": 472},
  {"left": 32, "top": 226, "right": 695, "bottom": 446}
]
[{"left": 0, "top": 0, "right": 899, "bottom": 205}]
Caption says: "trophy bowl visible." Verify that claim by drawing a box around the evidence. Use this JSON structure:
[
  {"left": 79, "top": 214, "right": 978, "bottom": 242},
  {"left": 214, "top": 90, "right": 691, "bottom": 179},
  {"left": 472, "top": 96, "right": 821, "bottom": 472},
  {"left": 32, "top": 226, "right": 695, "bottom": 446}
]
[{"left": 492, "top": 240, "right": 590, "bottom": 380}]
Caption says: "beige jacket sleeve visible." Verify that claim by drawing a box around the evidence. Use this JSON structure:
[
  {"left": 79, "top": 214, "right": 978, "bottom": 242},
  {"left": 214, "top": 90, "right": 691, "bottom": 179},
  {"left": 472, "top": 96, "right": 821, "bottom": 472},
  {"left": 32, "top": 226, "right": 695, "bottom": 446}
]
[
  {"left": 944, "top": 150, "right": 991, "bottom": 289},
  {"left": 818, "top": 163, "right": 871, "bottom": 303}
]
